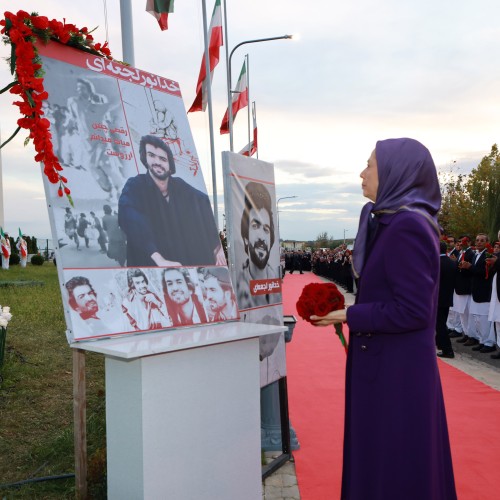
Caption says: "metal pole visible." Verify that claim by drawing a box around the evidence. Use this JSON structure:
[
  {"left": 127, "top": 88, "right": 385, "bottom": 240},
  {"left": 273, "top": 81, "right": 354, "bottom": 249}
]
[
  {"left": 227, "top": 35, "right": 292, "bottom": 152},
  {"left": 254, "top": 102, "right": 258, "bottom": 159},
  {"left": 276, "top": 196, "right": 297, "bottom": 240},
  {"left": 246, "top": 54, "right": 251, "bottom": 153},
  {"left": 0, "top": 127, "right": 4, "bottom": 229},
  {"left": 119, "top": 0, "right": 135, "bottom": 66},
  {"left": 222, "top": 0, "right": 234, "bottom": 152},
  {"left": 201, "top": 0, "right": 219, "bottom": 230}
]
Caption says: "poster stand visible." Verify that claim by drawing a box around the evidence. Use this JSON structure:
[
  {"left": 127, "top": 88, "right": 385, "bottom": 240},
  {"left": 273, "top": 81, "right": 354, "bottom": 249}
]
[
  {"left": 261, "top": 376, "right": 292, "bottom": 480},
  {"left": 73, "top": 349, "right": 87, "bottom": 499},
  {"left": 72, "top": 321, "right": 285, "bottom": 500}
]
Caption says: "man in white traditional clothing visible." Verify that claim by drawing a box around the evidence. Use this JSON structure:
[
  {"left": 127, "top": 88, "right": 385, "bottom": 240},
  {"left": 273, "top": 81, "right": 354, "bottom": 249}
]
[
  {"left": 121, "top": 269, "right": 171, "bottom": 331},
  {"left": 16, "top": 234, "right": 28, "bottom": 268},
  {"left": 488, "top": 238, "right": 500, "bottom": 359},
  {"left": 1, "top": 232, "right": 11, "bottom": 270},
  {"left": 460, "top": 233, "right": 495, "bottom": 352}
]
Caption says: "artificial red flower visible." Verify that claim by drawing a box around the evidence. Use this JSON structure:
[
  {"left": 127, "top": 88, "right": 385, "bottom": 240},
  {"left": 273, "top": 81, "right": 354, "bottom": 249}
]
[{"left": 2, "top": 9, "right": 115, "bottom": 205}]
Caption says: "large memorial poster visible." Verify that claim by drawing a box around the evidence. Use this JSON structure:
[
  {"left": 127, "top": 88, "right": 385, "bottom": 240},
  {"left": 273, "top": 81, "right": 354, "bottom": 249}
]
[
  {"left": 38, "top": 42, "right": 238, "bottom": 343},
  {"left": 222, "top": 152, "right": 286, "bottom": 386}
]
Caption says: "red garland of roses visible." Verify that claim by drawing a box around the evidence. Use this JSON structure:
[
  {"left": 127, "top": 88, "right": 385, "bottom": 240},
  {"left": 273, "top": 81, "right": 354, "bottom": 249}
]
[
  {"left": 0, "top": 10, "right": 113, "bottom": 204},
  {"left": 296, "top": 282, "right": 348, "bottom": 354}
]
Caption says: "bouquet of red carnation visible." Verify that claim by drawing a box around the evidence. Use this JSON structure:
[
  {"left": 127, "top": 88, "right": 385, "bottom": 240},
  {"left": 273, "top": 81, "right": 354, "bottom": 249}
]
[{"left": 296, "top": 282, "right": 348, "bottom": 354}]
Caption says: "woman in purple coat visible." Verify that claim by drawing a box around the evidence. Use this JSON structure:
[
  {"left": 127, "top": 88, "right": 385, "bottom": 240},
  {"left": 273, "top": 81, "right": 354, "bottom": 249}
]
[{"left": 312, "top": 138, "right": 457, "bottom": 500}]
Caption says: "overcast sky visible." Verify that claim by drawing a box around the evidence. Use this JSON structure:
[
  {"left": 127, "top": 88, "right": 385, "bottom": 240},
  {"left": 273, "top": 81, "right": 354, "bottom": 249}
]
[{"left": 1, "top": 0, "right": 499, "bottom": 242}]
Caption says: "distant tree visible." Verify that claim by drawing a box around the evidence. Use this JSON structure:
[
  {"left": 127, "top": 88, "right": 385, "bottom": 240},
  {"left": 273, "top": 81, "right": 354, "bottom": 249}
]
[
  {"left": 439, "top": 144, "right": 500, "bottom": 240},
  {"left": 31, "top": 236, "right": 38, "bottom": 254},
  {"left": 315, "top": 231, "right": 330, "bottom": 249}
]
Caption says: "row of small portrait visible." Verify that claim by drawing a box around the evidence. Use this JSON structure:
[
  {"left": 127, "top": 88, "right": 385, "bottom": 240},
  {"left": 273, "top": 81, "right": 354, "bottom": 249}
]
[{"left": 63, "top": 266, "right": 238, "bottom": 342}]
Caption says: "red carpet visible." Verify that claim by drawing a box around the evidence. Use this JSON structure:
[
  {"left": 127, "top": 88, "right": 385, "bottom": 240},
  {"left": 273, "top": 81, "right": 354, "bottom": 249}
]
[{"left": 283, "top": 271, "right": 500, "bottom": 500}]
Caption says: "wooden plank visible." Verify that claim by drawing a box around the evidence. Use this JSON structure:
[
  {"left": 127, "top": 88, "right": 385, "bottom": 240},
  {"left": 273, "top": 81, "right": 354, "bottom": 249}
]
[{"left": 73, "top": 348, "right": 87, "bottom": 499}]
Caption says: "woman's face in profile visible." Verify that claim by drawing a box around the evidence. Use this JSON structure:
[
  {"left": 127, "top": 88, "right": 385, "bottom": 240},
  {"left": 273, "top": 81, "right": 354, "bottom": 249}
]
[{"left": 360, "top": 149, "right": 379, "bottom": 202}]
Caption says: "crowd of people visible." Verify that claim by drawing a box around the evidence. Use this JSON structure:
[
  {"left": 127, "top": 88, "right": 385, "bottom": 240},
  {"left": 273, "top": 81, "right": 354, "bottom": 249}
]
[
  {"left": 438, "top": 233, "right": 500, "bottom": 360},
  {"left": 63, "top": 205, "right": 126, "bottom": 266},
  {"left": 310, "top": 245, "right": 355, "bottom": 293},
  {"left": 283, "top": 250, "right": 312, "bottom": 275}
]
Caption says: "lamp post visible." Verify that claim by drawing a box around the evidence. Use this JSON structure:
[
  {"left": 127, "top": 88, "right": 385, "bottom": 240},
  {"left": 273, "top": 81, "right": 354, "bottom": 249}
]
[
  {"left": 344, "top": 228, "right": 348, "bottom": 244},
  {"left": 277, "top": 195, "right": 298, "bottom": 238},
  {"left": 227, "top": 35, "right": 293, "bottom": 152}
]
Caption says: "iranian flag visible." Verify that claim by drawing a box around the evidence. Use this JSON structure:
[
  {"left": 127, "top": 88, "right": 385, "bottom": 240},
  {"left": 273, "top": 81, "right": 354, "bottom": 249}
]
[
  {"left": 1, "top": 228, "right": 9, "bottom": 259},
  {"left": 18, "top": 228, "right": 27, "bottom": 257},
  {"left": 220, "top": 60, "right": 248, "bottom": 134},
  {"left": 239, "top": 102, "right": 258, "bottom": 157},
  {"left": 146, "top": 0, "right": 175, "bottom": 31},
  {"left": 188, "top": 0, "right": 223, "bottom": 113}
]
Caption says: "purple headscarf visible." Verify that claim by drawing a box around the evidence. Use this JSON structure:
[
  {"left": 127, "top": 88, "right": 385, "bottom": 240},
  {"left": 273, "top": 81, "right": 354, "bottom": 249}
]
[{"left": 352, "top": 138, "right": 441, "bottom": 278}]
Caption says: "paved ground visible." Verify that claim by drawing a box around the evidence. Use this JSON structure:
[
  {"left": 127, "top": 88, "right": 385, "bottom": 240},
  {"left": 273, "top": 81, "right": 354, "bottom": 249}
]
[{"left": 262, "top": 278, "right": 500, "bottom": 499}]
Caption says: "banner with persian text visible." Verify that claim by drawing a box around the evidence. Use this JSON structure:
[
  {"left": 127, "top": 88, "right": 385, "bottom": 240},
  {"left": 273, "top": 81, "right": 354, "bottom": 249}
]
[{"left": 38, "top": 42, "right": 237, "bottom": 343}]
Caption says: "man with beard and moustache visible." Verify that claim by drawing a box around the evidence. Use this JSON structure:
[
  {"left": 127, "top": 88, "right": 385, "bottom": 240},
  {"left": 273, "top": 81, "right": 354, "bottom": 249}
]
[
  {"left": 118, "top": 135, "right": 226, "bottom": 267},
  {"left": 161, "top": 268, "right": 208, "bottom": 327},
  {"left": 203, "top": 267, "right": 239, "bottom": 322},
  {"left": 121, "top": 269, "right": 171, "bottom": 331},
  {"left": 236, "top": 182, "right": 281, "bottom": 309},
  {"left": 65, "top": 276, "right": 111, "bottom": 338}
]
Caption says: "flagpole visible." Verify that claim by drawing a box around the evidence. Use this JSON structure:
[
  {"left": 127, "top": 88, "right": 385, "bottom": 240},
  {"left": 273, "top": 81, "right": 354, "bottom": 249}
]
[
  {"left": 119, "top": 0, "right": 135, "bottom": 66},
  {"left": 0, "top": 126, "right": 4, "bottom": 228},
  {"left": 227, "top": 35, "right": 292, "bottom": 152},
  {"left": 222, "top": 0, "right": 234, "bottom": 152},
  {"left": 254, "top": 102, "right": 258, "bottom": 159},
  {"left": 202, "top": 0, "right": 219, "bottom": 230},
  {"left": 246, "top": 54, "right": 251, "bottom": 155}
]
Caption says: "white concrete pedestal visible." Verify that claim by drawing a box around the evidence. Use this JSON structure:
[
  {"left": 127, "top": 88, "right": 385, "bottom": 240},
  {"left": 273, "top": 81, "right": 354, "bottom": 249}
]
[{"left": 73, "top": 321, "right": 285, "bottom": 500}]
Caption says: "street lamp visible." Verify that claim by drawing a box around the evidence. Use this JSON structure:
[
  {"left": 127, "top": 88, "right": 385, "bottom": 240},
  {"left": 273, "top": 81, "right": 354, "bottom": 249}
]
[
  {"left": 344, "top": 229, "right": 349, "bottom": 244},
  {"left": 277, "top": 195, "right": 298, "bottom": 238},
  {"left": 226, "top": 35, "right": 293, "bottom": 151}
]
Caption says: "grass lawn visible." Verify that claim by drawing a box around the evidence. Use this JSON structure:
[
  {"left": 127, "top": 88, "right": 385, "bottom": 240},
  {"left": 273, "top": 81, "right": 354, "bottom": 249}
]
[{"left": 0, "top": 264, "right": 107, "bottom": 498}]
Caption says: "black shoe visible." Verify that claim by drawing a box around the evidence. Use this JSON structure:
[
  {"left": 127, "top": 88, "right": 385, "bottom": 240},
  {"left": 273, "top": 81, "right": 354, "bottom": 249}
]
[
  {"left": 471, "top": 343, "right": 485, "bottom": 351},
  {"left": 490, "top": 351, "right": 500, "bottom": 359},
  {"left": 479, "top": 345, "right": 496, "bottom": 354},
  {"left": 449, "top": 330, "right": 463, "bottom": 338},
  {"left": 437, "top": 351, "right": 455, "bottom": 359},
  {"left": 463, "top": 338, "right": 480, "bottom": 347},
  {"left": 456, "top": 335, "right": 469, "bottom": 344}
]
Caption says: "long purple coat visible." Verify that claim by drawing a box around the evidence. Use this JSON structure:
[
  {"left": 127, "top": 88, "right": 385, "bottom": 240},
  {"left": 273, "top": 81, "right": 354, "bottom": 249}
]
[{"left": 344, "top": 211, "right": 457, "bottom": 500}]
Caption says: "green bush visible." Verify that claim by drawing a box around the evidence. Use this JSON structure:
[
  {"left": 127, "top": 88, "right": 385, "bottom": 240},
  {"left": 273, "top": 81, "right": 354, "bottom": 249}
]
[
  {"left": 30, "top": 254, "right": 45, "bottom": 266},
  {"left": 9, "top": 253, "right": 20, "bottom": 265}
]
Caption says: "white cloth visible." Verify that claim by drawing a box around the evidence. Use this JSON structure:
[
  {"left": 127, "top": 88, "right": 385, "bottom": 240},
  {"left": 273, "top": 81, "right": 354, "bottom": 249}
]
[
  {"left": 469, "top": 298, "right": 490, "bottom": 316},
  {"left": 468, "top": 311, "right": 494, "bottom": 346},
  {"left": 451, "top": 292, "right": 469, "bottom": 314},
  {"left": 446, "top": 309, "right": 463, "bottom": 332},
  {"left": 488, "top": 279, "right": 500, "bottom": 322}
]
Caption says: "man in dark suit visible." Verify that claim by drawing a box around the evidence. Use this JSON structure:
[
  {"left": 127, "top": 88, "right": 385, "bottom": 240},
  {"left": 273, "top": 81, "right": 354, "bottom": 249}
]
[
  {"left": 446, "top": 236, "right": 463, "bottom": 336},
  {"left": 460, "top": 233, "right": 495, "bottom": 353},
  {"left": 436, "top": 241, "right": 457, "bottom": 358},
  {"left": 454, "top": 236, "right": 475, "bottom": 345}
]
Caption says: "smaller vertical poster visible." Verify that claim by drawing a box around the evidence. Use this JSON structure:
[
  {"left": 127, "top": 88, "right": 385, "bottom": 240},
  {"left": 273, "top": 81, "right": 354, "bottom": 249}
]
[{"left": 222, "top": 152, "right": 286, "bottom": 387}]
